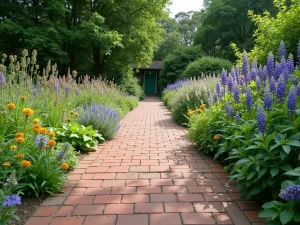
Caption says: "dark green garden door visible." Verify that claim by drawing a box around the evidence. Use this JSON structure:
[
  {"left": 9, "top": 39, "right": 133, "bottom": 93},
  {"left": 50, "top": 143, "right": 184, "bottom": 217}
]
[{"left": 144, "top": 72, "right": 157, "bottom": 95}]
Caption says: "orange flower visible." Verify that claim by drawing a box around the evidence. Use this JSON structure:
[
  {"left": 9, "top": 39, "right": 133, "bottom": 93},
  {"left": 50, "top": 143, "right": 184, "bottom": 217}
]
[
  {"left": 43, "top": 145, "right": 49, "bottom": 150},
  {"left": 10, "top": 145, "right": 17, "bottom": 150},
  {"left": 15, "top": 137, "right": 25, "bottom": 143},
  {"left": 61, "top": 162, "right": 69, "bottom": 170},
  {"left": 48, "top": 140, "right": 56, "bottom": 147},
  {"left": 213, "top": 135, "right": 220, "bottom": 141},
  {"left": 16, "top": 153, "right": 24, "bottom": 159},
  {"left": 22, "top": 108, "right": 34, "bottom": 116},
  {"left": 49, "top": 131, "right": 56, "bottom": 137},
  {"left": 16, "top": 132, "right": 24, "bottom": 138},
  {"left": 39, "top": 127, "right": 48, "bottom": 135},
  {"left": 32, "top": 124, "right": 41, "bottom": 132},
  {"left": 33, "top": 118, "right": 40, "bottom": 124},
  {"left": 199, "top": 104, "right": 206, "bottom": 110},
  {"left": 67, "top": 118, "right": 72, "bottom": 122},
  {"left": 21, "top": 160, "right": 31, "bottom": 167},
  {"left": 20, "top": 96, "right": 27, "bottom": 100},
  {"left": 2, "top": 162, "right": 11, "bottom": 167},
  {"left": 8, "top": 103, "right": 16, "bottom": 109}
]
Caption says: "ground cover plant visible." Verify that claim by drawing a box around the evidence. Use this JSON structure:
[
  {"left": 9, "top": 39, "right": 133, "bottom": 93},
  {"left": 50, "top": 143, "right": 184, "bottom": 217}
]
[{"left": 0, "top": 50, "right": 138, "bottom": 223}]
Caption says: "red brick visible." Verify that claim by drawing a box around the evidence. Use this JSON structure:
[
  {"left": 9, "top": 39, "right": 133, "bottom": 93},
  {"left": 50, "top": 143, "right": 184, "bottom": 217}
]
[
  {"left": 165, "top": 203, "right": 194, "bottom": 212},
  {"left": 25, "top": 217, "right": 52, "bottom": 225},
  {"left": 212, "top": 186, "right": 227, "bottom": 193},
  {"left": 50, "top": 217, "right": 85, "bottom": 225},
  {"left": 139, "top": 172, "right": 160, "bottom": 179},
  {"left": 187, "top": 186, "right": 214, "bottom": 193},
  {"left": 150, "top": 194, "right": 177, "bottom": 202},
  {"left": 150, "top": 213, "right": 182, "bottom": 225},
  {"left": 181, "top": 213, "right": 215, "bottom": 224},
  {"left": 129, "top": 166, "right": 149, "bottom": 172},
  {"left": 64, "top": 196, "right": 94, "bottom": 205},
  {"left": 116, "top": 173, "right": 139, "bottom": 179},
  {"left": 203, "top": 193, "right": 232, "bottom": 201},
  {"left": 56, "top": 206, "right": 74, "bottom": 216},
  {"left": 161, "top": 173, "right": 183, "bottom": 179},
  {"left": 194, "top": 202, "right": 225, "bottom": 212},
  {"left": 73, "top": 205, "right": 104, "bottom": 215},
  {"left": 104, "top": 204, "right": 134, "bottom": 214},
  {"left": 101, "top": 180, "right": 125, "bottom": 187},
  {"left": 93, "top": 173, "right": 116, "bottom": 179},
  {"left": 76, "top": 180, "right": 102, "bottom": 188},
  {"left": 177, "top": 194, "right": 204, "bottom": 202},
  {"left": 135, "top": 203, "right": 164, "bottom": 213},
  {"left": 236, "top": 201, "right": 260, "bottom": 210},
  {"left": 85, "top": 167, "right": 108, "bottom": 173},
  {"left": 70, "top": 188, "right": 86, "bottom": 196},
  {"left": 151, "top": 179, "right": 173, "bottom": 186},
  {"left": 108, "top": 166, "right": 129, "bottom": 173},
  {"left": 111, "top": 187, "right": 136, "bottom": 194},
  {"left": 33, "top": 206, "right": 59, "bottom": 217},
  {"left": 117, "top": 215, "right": 148, "bottom": 225},
  {"left": 126, "top": 179, "right": 149, "bottom": 186},
  {"left": 93, "top": 195, "right": 121, "bottom": 204},
  {"left": 84, "top": 187, "right": 110, "bottom": 195},
  {"left": 150, "top": 166, "right": 170, "bottom": 172},
  {"left": 122, "top": 194, "right": 149, "bottom": 203},
  {"left": 244, "top": 211, "right": 265, "bottom": 223},
  {"left": 214, "top": 213, "right": 233, "bottom": 224},
  {"left": 137, "top": 186, "right": 162, "bottom": 193},
  {"left": 84, "top": 215, "right": 116, "bottom": 225},
  {"left": 41, "top": 197, "right": 66, "bottom": 206},
  {"left": 162, "top": 186, "right": 188, "bottom": 193},
  {"left": 173, "top": 179, "right": 197, "bottom": 186},
  {"left": 196, "top": 179, "right": 222, "bottom": 185}
]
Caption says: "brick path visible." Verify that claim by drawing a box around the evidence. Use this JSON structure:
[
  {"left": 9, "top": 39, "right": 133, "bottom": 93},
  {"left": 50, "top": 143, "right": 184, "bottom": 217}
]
[{"left": 26, "top": 97, "right": 265, "bottom": 225}]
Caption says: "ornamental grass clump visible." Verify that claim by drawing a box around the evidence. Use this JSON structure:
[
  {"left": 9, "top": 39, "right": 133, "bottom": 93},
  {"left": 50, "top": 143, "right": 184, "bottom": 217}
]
[{"left": 77, "top": 103, "right": 120, "bottom": 139}]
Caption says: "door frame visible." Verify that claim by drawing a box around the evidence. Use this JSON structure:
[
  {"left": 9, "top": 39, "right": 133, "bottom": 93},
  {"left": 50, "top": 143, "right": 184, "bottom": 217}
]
[{"left": 143, "top": 71, "right": 157, "bottom": 95}]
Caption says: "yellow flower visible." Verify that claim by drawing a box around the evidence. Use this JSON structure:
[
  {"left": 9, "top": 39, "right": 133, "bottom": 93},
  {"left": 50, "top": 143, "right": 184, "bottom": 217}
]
[
  {"left": 8, "top": 103, "right": 16, "bottom": 109},
  {"left": 70, "top": 111, "right": 75, "bottom": 115},
  {"left": 39, "top": 127, "right": 48, "bottom": 135},
  {"left": 32, "top": 124, "right": 41, "bottom": 132},
  {"left": 199, "top": 104, "right": 206, "bottom": 110},
  {"left": 16, "top": 132, "right": 24, "bottom": 138},
  {"left": 16, "top": 153, "right": 24, "bottom": 159},
  {"left": 61, "top": 162, "right": 69, "bottom": 170},
  {"left": 21, "top": 160, "right": 31, "bottom": 167},
  {"left": 74, "top": 113, "right": 79, "bottom": 117},
  {"left": 67, "top": 118, "right": 72, "bottom": 122},
  {"left": 15, "top": 137, "right": 25, "bottom": 143},
  {"left": 213, "top": 135, "right": 220, "bottom": 141},
  {"left": 33, "top": 118, "right": 40, "bottom": 124},
  {"left": 22, "top": 108, "right": 34, "bottom": 116},
  {"left": 48, "top": 140, "right": 56, "bottom": 147},
  {"left": 10, "top": 145, "right": 17, "bottom": 150},
  {"left": 20, "top": 96, "right": 27, "bottom": 100},
  {"left": 2, "top": 162, "right": 11, "bottom": 167},
  {"left": 49, "top": 132, "right": 56, "bottom": 137}
]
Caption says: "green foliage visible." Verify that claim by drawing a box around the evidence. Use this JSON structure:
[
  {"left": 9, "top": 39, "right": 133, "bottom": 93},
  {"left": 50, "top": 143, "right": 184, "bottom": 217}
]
[
  {"left": 182, "top": 56, "right": 232, "bottom": 78},
  {"left": 120, "top": 72, "right": 145, "bottom": 100},
  {"left": 50, "top": 143, "right": 79, "bottom": 170},
  {"left": 55, "top": 123, "right": 104, "bottom": 151},
  {"left": 160, "top": 45, "right": 203, "bottom": 87}
]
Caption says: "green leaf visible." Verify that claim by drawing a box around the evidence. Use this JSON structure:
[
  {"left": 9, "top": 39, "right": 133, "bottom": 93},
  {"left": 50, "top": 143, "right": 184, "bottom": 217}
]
[
  {"left": 281, "top": 180, "right": 294, "bottom": 190},
  {"left": 259, "top": 209, "right": 276, "bottom": 218},
  {"left": 286, "top": 140, "right": 300, "bottom": 147},
  {"left": 270, "top": 167, "right": 279, "bottom": 177},
  {"left": 284, "top": 170, "right": 300, "bottom": 177},
  {"left": 83, "top": 135, "right": 92, "bottom": 141},
  {"left": 280, "top": 164, "right": 293, "bottom": 172},
  {"left": 280, "top": 209, "right": 294, "bottom": 225},
  {"left": 282, "top": 145, "right": 291, "bottom": 154},
  {"left": 70, "top": 133, "right": 80, "bottom": 138}
]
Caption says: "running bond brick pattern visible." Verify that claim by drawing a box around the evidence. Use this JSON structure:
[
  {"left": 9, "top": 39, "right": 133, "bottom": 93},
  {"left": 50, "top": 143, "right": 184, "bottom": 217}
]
[{"left": 26, "top": 97, "right": 265, "bottom": 225}]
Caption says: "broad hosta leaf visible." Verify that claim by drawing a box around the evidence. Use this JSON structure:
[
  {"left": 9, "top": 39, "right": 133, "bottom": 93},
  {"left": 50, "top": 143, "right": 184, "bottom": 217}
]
[{"left": 280, "top": 209, "right": 294, "bottom": 225}]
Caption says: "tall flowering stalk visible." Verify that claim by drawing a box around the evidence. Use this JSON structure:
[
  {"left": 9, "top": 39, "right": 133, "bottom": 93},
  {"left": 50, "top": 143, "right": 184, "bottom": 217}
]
[
  {"left": 264, "top": 87, "right": 272, "bottom": 111},
  {"left": 267, "top": 52, "right": 275, "bottom": 81},
  {"left": 287, "top": 86, "right": 297, "bottom": 126},
  {"left": 279, "top": 40, "right": 286, "bottom": 60},
  {"left": 246, "top": 87, "right": 253, "bottom": 118},
  {"left": 276, "top": 74, "right": 286, "bottom": 104},
  {"left": 242, "top": 51, "right": 249, "bottom": 86},
  {"left": 257, "top": 105, "right": 266, "bottom": 137}
]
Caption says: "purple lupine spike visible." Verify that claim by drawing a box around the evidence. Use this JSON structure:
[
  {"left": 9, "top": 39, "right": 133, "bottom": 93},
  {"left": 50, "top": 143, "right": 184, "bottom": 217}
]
[
  {"left": 213, "top": 91, "right": 218, "bottom": 102},
  {"left": 298, "top": 40, "right": 300, "bottom": 66},
  {"left": 267, "top": 52, "right": 275, "bottom": 80},
  {"left": 0, "top": 72, "right": 6, "bottom": 86},
  {"left": 279, "top": 184, "right": 300, "bottom": 201},
  {"left": 221, "top": 89, "right": 225, "bottom": 97},
  {"left": 164, "top": 79, "right": 189, "bottom": 91},
  {"left": 290, "top": 75, "right": 298, "bottom": 86},
  {"left": 246, "top": 87, "right": 253, "bottom": 110},
  {"left": 252, "top": 58, "right": 258, "bottom": 71},
  {"left": 270, "top": 77, "right": 276, "bottom": 93},
  {"left": 279, "top": 40, "right": 286, "bottom": 60},
  {"left": 287, "top": 86, "right": 297, "bottom": 116},
  {"left": 236, "top": 111, "right": 240, "bottom": 123},
  {"left": 257, "top": 106, "right": 266, "bottom": 134},
  {"left": 264, "top": 87, "right": 272, "bottom": 111},
  {"left": 287, "top": 54, "right": 295, "bottom": 75},
  {"left": 274, "top": 62, "right": 282, "bottom": 81},
  {"left": 57, "top": 151, "right": 66, "bottom": 162},
  {"left": 256, "top": 76, "right": 261, "bottom": 90},
  {"left": 276, "top": 74, "right": 286, "bottom": 101},
  {"left": 242, "top": 51, "right": 249, "bottom": 78},
  {"left": 227, "top": 75, "right": 234, "bottom": 93},
  {"left": 216, "top": 82, "right": 221, "bottom": 95},
  {"left": 251, "top": 68, "right": 257, "bottom": 81},
  {"left": 65, "top": 85, "right": 71, "bottom": 95},
  {"left": 280, "top": 57, "right": 289, "bottom": 82},
  {"left": 225, "top": 102, "right": 234, "bottom": 117},
  {"left": 233, "top": 85, "right": 240, "bottom": 103},
  {"left": 296, "top": 84, "right": 300, "bottom": 96},
  {"left": 33, "top": 85, "right": 38, "bottom": 96},
  {"left": 235, "top": 67, "right": 240, "bottom": 84},
  {"left": 261, "top": 66, "right": 268, "bottom": 82},
  {"left": 221, "top": 69, "right": 227, "bottom": 86}
]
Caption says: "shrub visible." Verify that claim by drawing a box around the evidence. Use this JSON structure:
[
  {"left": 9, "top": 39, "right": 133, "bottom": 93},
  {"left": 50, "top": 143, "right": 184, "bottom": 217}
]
[
  {"left": 50, "top": 142, "right": 79, "bottom": 170},
  {"left": 77, "top": 103, "right": 120, "bottom": 139},
  {"left": 182, "top": 56, "right": 233, "bottom": 79},
  {"left": 120, "top": 72, "right": 144, "bottom": 100}
]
